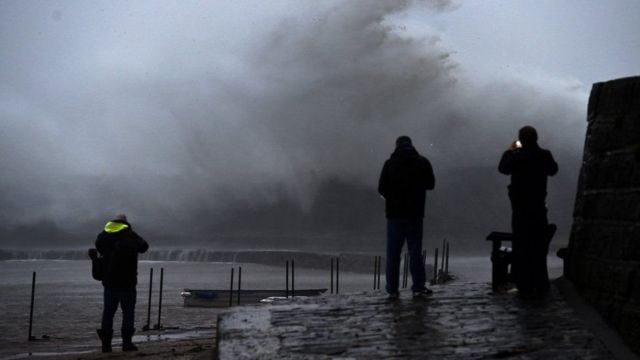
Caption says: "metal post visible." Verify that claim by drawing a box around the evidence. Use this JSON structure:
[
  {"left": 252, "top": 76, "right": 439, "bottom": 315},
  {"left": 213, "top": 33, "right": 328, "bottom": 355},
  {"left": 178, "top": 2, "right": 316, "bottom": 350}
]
[
  {"left": 156, "top": 267, "right": 164, "bottom": 329},
  {"left": 330, "top": 258, "right": 334, "bottom": 294},
  {"left": 229, "top": 268, "right": 234, "bottom": 307},
  {"left": 403, "top": 253, "right": 409, "bottom": 288},
  {"left": 373, "top": 256, "right": 378, "bottom": 290},
  {"left": 401, "top": 253, "right": 404, "bottom": 288},
  {"left": 286, "top": 261, "right": 289, "bottom": 298},
  {"left": 434, "top": 248, "right": 439, "bottom": 284},
  {"left": 406, "top": 253, "right": 410, "bottom": 287},
  {"left": 377, "top": 255, "right": 381, "bottom": 290},
  {"left": 377, "top": 256, "right": 381, "bottom": 290},
  {"left": 445, "top": 243, "right": 450, "bottom": 274},
  {"left": 237, "top": 267, "right": 242, "bottom": 305},
  {"left": 401, "top": 253, "right": 405, "bottom": 288},
  {"left": 146, "top": 268, "right": 153, "bottom": 330},
  {"left": 336, "top": 257, "right": 340, "bottom": 294},
  {"left": 28, "top": 272, "right": 36, "bottom": 341},
  {"left": 291, "top": 259, "right": 295, "bottom": 297},
  {"left": 441, "top": 239, "right": 446, "bottom": 274},
  {"left": 407, "top": 253, "right": 411, "bottom": 288}
]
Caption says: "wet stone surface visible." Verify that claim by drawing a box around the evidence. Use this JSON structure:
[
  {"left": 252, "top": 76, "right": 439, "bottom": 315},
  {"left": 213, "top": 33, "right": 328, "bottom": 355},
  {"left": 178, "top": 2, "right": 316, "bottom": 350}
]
[{"left": 217, "top": 282, "right": 614, "bottom": 359}]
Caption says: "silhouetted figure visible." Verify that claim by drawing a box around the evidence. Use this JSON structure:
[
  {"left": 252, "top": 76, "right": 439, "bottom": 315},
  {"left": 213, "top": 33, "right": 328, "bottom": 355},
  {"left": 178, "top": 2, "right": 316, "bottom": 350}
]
[
  {"left": 499, "top": 126, "right": 558, "bottom": 298},
  {"left": 95, "top": 214, "right": 148, "bottom": 352},
  {"left": 379, "top": 136, "right": 435, "bottom": 299}
]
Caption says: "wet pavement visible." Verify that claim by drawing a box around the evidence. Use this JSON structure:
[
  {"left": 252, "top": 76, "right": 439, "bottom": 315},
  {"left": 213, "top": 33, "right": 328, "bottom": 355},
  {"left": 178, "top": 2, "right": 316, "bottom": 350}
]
[{"left": 217, "top": 281, "right": 616, "bottom": 359}]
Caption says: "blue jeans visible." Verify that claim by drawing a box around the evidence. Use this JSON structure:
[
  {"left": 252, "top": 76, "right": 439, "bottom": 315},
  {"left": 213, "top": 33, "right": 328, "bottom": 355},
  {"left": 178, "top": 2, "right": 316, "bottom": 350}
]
[
  {"left": 101, "top": 288, "right": 136, "bottom": 332},
  {"left": 385, "top": 218, "right": 426, "bottom": 293}
]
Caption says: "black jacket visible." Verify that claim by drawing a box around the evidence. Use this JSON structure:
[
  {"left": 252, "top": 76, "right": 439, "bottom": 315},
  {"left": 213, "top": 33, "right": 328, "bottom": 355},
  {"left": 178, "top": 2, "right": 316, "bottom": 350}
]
[
  {"left": 378, "top": 145, "right": 435, "bottom": 219},
  {"left": 95, "top": 220, "right": 149, "bottom": 289},
  {"left": 498, "top": 144, "right": 558, "bottom": 202}
]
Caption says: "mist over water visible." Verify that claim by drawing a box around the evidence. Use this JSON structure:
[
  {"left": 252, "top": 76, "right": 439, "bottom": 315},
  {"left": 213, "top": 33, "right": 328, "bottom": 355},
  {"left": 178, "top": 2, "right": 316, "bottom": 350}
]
[{"left": 0, "top": 1, "right": 587, "bottom": 251}]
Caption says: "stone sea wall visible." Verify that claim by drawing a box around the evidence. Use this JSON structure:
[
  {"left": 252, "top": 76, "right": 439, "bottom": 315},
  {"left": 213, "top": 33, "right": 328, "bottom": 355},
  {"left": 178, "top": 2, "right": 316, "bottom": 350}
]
[{"left": 567, "top": 76, "right": 640, "bottom": 354}]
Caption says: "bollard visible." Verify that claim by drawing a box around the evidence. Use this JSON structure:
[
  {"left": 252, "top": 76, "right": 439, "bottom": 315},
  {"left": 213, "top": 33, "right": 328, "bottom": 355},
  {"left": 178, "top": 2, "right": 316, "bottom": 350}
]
[
  {"left": 237, "top": 267, "right": 242, "bottom": 305},
  {"left": 445, "top": 242, "right": 450, "bottom": 274},
  {"left": 28, "top": 271, "right": 36, "bottom": 341},
  {"left": 336, "top": 257, "right": 340, "bottom": 294},
  {"left": 229, "top": 268, "right": 234, "bottom": 307},
  {"left": 285, "top": 261, "right": 289, "bottom": 298},
  {"left": 156, "top": 267, "right": 164, "bottom": 329},
  {"left": 145, "top": 268, "right": 153, "bottom": 330},
  {"left": 434, "top": 248, "right": 439, "bottom": 284},
  {"left": 291, "top": 259, "right": 295, "bottom": 297},
  {"left": 330, "top": 258, "right": 334, "bottom": 294}
]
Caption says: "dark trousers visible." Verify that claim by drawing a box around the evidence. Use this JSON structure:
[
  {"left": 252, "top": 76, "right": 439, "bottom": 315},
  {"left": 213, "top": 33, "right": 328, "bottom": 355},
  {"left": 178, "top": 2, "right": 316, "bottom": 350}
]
[
  {"left": 510, "top": 198, "right": 550, "bottom": 294},
  {"left": 101, "top": 287, "right": 136, "bottom": 332},
  {"left": 385, "top": 218, "right": 426, "bottom": 293}
]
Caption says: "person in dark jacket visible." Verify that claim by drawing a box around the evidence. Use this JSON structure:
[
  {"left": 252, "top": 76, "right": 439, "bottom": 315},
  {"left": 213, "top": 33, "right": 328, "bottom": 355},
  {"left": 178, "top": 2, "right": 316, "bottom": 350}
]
[
  {"left": 378, "top": 136, "right": 435, "bottom": 299},
  {"left": 499, "top": 126, "right": 558, "bottom": 298},
  {"left": 95, "top": 214, "right": 148, "bottom": 352}
]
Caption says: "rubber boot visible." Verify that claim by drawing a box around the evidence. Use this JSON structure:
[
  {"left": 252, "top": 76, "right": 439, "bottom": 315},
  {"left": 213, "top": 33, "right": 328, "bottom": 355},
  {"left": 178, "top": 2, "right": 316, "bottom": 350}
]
[
  {"left": 121, "top": 328, "right": 138, "bottom": 352},
  {"left": 96, "top": 329, "right": 112, "bottom": 353}
]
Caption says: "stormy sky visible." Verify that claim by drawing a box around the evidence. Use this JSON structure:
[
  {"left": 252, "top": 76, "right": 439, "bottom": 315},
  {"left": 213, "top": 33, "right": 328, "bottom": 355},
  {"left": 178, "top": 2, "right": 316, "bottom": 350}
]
[{"left": 1, "top": 1, "right": 639, "bottom": 250}]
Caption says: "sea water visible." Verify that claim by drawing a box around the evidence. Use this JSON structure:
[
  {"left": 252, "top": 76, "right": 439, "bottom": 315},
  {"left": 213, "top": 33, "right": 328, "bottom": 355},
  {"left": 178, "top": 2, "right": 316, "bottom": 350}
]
[
  {"left": 0, "top": 256, "right": 562, "bottom": 358},
  {"left": 0, "top": 259, "right": 373, "bottom": 358}
]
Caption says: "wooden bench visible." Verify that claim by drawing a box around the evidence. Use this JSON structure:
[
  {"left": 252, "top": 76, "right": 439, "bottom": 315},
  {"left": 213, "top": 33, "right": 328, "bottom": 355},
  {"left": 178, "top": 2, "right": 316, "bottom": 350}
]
[
  {"left": 486, "top": 231, "right": 514, "bottom": 292},
  {"left": 486, "top": 224, "right": 557, "bottom": 292}
]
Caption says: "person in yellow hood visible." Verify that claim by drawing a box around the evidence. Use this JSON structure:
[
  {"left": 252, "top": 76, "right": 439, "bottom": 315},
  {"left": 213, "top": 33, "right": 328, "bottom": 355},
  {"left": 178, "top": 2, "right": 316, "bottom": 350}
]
[{"left": 95, "top": 214, "right": 148, "bottom": 352}]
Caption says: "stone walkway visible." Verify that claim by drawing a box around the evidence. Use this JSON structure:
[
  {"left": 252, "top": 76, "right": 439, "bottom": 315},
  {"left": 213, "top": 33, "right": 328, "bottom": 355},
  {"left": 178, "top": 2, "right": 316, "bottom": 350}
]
[{"left": 217, "top": 281, "right": 615, "bottom": 359}]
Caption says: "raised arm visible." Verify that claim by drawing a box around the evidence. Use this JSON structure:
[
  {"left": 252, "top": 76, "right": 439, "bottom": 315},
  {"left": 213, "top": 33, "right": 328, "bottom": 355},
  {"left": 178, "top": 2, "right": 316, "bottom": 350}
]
[
  {"left": 95, "top": 234, "right": 108, "bottom": 255},
  {"left": 498, "top": 150, "right": 515, "bottom": 175},
  {"left": 133, "top": 232, "right": 149, "bottom": 254}
]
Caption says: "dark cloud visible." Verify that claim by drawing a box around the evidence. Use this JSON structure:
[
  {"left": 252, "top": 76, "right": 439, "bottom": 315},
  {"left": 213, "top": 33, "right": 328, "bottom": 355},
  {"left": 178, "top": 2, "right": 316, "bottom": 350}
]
[{"left": 0, "top": 1, "right": 586, "bottom": 250}]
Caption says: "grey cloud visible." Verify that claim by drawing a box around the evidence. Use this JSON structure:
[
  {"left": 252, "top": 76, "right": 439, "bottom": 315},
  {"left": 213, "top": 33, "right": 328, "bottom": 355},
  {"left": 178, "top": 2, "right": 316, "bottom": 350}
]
[{"left": 0, "top": 1, "right": 586, "bottom": 249}]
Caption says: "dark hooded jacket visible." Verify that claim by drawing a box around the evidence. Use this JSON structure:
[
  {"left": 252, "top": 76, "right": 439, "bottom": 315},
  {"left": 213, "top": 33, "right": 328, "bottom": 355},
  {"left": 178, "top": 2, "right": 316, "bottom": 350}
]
[
  {"left": 378, "top": 144, "right": 435, "bottom": 219},
  {"left": 498, "top": 143, "right": 558, "bottom": 202},
  {"left": 95, "top": 220, "right": 149, "bottom": 289}
]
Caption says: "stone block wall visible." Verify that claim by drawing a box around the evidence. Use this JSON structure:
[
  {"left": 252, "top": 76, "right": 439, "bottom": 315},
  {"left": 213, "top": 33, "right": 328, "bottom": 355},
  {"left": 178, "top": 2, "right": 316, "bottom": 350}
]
[{"left": 567, "top": 76, "right": 640, "bottom": 354}]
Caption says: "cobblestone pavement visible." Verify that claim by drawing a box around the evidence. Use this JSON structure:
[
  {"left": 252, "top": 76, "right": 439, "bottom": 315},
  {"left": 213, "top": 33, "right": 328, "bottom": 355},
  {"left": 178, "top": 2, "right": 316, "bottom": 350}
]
[{"left": 217, "top": 281, "right": 614, "bottom": 359}]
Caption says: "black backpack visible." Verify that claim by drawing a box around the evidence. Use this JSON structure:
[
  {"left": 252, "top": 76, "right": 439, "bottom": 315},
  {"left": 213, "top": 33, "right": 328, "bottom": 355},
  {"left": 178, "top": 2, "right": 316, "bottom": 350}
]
[{"left": 88, "top": 248, "right": 104, "bottom": 281}]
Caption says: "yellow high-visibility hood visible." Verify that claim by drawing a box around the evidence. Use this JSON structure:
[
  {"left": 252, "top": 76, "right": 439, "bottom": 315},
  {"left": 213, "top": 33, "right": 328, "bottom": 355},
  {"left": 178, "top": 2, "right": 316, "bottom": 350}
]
[{"left": 104, "top": 221, "right": 129, "bottom": 233}]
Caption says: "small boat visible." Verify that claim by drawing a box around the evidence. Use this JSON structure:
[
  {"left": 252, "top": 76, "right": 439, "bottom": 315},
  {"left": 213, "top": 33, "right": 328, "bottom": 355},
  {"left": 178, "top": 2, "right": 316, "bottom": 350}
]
[{"left": 181, "top": 288, "right": 327, "bottom": 307}]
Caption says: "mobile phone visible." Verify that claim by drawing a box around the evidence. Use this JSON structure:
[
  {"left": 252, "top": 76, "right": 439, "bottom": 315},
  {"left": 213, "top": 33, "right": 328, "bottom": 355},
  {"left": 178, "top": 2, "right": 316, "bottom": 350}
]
[{"left": 515, "top": 140, "right": 522, "bottom": 148}]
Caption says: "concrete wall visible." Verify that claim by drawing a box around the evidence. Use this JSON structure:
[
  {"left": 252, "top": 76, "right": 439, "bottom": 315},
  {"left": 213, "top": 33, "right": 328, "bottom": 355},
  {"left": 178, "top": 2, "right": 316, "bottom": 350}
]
[{"left": 568, "top": 76, "right": 640, "bottom": 354}]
